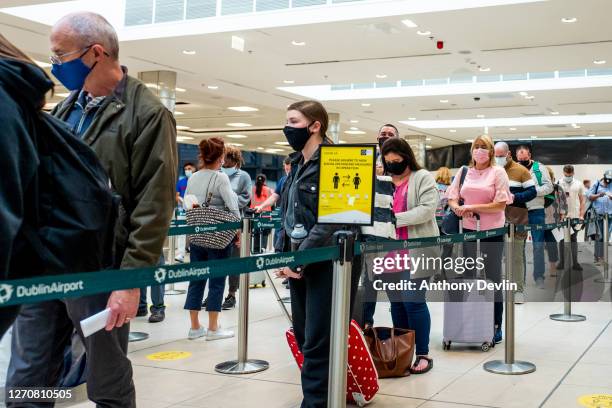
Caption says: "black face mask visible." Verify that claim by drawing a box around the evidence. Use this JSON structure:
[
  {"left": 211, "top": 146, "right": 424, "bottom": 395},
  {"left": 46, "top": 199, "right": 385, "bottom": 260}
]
[
  {"left": 378, "top": 137, "right": 390, "bottom": 150},
  {"left": 283, "top": 123, "right": 312, "bottom": 152},
  {"left": 519, "top": 160, "right": 531, "bottom": 167},
  {"left": 385, "top": 160, "right": 409, "bottom": 175}
]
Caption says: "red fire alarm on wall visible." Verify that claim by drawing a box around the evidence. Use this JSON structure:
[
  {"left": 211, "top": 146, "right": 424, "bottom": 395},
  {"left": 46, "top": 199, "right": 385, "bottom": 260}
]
[{"left": 437, "top": 41, "right": 444, "bottom": 50}]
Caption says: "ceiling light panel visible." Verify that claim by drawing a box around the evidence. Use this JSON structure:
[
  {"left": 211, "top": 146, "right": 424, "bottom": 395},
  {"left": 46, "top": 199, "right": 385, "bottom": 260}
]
[
  {"left": 228, "top": 106, "right": 259, "bottom": 112},
  {"left": 401, "top": 114, "right": 612, "bottom": 129}
]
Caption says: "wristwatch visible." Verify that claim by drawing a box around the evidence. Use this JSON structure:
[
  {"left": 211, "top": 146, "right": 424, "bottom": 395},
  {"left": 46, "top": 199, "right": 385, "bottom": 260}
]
[{"left": 290, "top": 265, "right": 304, "bottom": 276}]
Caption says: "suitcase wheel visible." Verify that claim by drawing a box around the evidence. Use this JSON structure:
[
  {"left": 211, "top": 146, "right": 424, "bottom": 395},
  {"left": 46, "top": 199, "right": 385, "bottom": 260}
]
[
  {"left": 481, "top": 342, "right": 491, "bottom": 352},
  {"left": 442, "top": 341, "right": 451, "bottom": 350},
  {"left": 261, "top": 280, "right": 266, "bottom": 287}
]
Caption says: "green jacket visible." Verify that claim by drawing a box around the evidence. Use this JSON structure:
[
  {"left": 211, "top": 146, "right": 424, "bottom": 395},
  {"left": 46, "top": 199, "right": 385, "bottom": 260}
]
[{"left": 52, "top": 74, "right": 177, "bottom": 269}]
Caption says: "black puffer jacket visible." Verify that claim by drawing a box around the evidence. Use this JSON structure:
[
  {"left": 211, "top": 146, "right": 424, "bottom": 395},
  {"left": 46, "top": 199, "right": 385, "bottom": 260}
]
[{"left": 0, "top": 58, "right": 53, "bottom": 279}]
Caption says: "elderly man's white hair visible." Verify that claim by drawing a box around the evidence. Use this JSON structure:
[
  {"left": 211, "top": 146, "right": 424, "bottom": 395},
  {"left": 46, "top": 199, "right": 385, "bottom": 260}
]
[
  {"left": 495, "top": 141, "right": 510, "bottom": 152},
  {"left": 55, "top": 12, "right": 119, "bottom": 60}
]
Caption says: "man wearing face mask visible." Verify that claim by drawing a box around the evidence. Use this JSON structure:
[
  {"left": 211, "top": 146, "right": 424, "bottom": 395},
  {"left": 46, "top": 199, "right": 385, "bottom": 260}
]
[
  {"left": 7, "top": 12, "right": 176, "bottom": 408},
  {"left": 557, "top": 165, "right": 585, "bottom": 271},
  {"left": 376, "top": 124, "right": 399, "bottom": 175},
  {"left": 494, "top": 142, "right": 537, "bottom": 304},
  {"left": 587, "top": 169, "right": 612, "bottom": 264},
  {"left": 515, "top": 145, "right": 553, "bottom": 289},
  {"left": 217, "top": 147, "right": 251, "bottom": 309}
]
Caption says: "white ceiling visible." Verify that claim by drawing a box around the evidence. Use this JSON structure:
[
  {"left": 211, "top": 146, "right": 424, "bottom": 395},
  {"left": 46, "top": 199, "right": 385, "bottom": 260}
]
[{"left": 2, "top": 0, "right": 612, "bottom": 153}]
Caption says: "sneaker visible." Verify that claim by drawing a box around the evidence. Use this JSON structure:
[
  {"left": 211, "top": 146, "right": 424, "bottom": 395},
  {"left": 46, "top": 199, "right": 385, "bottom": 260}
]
[
  {"left": 221, "top": 295, "right": 236, "bottom": 310},
  {"left": 572, "top": 263, "right": 583, "bottom": 271},
  {"left": 206, "top": 328, "right": 234, "bottom": 341},
  {"left": 201, "top": 297, "right": 208, "bottom": 308},
  {"left": 514, "top": 292, "right": 525, "bottom": 304},
  {"left": 188, "top": 327, "right": 207, "bottom": 340},
  {"left": 148, "top": 310, "right": 165, "bottom": 323},
  {"left": 136, "top": 308, "right": 148, "bottom": 317},
  {"left": 494, "top": 326, "right": 503, "bottom": 344},
  {"left": 536, "top": 278, "right": 546, "bottom": 290},
  {"left": 175, "top": 255, "right": 184, "bottom": 263}
]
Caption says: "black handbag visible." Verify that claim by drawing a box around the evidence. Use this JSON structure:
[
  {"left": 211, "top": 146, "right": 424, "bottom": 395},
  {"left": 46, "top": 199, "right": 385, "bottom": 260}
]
[
  {"left": 441, "top": 166, "right": 468, "bottom": 235},
  {"left": 186, "top": 172, "right": 240, "bottom": 250}
]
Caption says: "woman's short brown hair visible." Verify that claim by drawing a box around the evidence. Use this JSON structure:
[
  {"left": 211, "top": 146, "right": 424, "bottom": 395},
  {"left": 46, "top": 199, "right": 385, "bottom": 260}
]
[
  {"left": 199, "top": 137, "right": 225, "bottom": 164},
  {"left": 287, "top": 100, "right": 329, "bottom": 137}
]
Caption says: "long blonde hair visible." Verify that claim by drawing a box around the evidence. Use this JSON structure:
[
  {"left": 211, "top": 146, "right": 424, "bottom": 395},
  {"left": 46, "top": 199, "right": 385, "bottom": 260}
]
[
  {"left": 435, "top": 167, "right": 451, "bottom": 185},
  {"left": 470, "top": 134, "right": 495, "bottom": 167}
]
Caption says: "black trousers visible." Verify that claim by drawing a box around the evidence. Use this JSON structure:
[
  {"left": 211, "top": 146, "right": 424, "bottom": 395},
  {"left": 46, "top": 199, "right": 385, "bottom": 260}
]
[
  {"left": 0, "top": 305, "right": 21, "bottom": 340},
  {"left": 289, "top": 257, "right": 360, "bottom": 408},
  {"left": 558, "top": 230, "right": 579, "bottom": 267},
  {"left": 7, "top": 293, "right": 135, "bottom": 408}
]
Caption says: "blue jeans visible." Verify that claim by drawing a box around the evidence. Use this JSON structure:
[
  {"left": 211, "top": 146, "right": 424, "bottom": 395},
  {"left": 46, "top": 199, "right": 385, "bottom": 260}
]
[
  {"left": 184, "top": 244, "right": 232, "bottom": 312},
  {"left": 594, "top": 217, "right": 611, "bottom": 259},
  {"left": 389, "top": 276, "right": 431, "bottom": 356},
  {"left": 139, "top": 255, "right": 166, "bottom": 313},
  {"left": 528, "top": 209, "right": 546, "bottom": 281}
]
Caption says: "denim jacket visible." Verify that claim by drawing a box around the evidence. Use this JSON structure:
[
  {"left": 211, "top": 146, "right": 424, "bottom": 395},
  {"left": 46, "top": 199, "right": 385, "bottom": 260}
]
[{"left": 275, "top": 141, "right": 358, "bottom": 253}]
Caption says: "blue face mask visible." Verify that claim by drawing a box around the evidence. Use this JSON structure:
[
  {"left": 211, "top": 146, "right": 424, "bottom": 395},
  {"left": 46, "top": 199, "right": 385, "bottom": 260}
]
[
  {"left": 221, "top": 167, "right": 238, "bottom": 177},
  {"left": 51, "top": 48, "right": 96, "bottom": 91}
]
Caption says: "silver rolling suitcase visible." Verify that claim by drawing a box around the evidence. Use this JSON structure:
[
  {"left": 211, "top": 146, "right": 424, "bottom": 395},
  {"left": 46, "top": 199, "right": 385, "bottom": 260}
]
[{"left": 442, "top": 214, "right": 495, "bottom": 352}]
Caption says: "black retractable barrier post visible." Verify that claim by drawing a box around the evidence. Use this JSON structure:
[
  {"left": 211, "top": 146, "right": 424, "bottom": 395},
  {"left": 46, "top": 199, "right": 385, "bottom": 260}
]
[
  {"left": 550, "top": 219, "right": 586, "bottom": 322},
  {"left": 327, "top": 231, "right": 354, "bottom": 408},
  {"left": 595, "top": 213, "right": 611, "bottom": 284},
  {"left": 215, "top": 214, "right": 270, "bottom": 374},
  {"left": 484, "top": 224, "right": 536, "bottom": 374}
]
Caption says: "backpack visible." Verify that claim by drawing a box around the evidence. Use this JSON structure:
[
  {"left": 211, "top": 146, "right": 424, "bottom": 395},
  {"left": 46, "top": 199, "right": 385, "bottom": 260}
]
[
  {"left": 531, "top": 161, "right": 555, "bottom": 208},
  {"left": 17, "top": 113, "right": 119, "bottom": 277}
]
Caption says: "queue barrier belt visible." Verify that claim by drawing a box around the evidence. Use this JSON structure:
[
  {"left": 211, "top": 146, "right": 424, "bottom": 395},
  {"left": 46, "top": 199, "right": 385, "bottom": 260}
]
[{"left": 2, "top": 216, "right": 603, "bottom": 306}]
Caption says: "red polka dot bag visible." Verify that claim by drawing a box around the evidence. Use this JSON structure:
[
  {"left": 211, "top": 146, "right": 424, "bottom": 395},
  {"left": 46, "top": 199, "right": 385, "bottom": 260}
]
[{"left": 285, "top": 319, "right": 379, "bottom": 406}]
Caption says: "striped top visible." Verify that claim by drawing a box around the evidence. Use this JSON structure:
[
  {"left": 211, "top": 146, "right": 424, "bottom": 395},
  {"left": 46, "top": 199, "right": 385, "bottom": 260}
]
[
  {"left": 361, "top": 175, "right": 396, "bottom": 239},
  {"left": 505, "top": 159, "right": 536, "bottom": 208}
]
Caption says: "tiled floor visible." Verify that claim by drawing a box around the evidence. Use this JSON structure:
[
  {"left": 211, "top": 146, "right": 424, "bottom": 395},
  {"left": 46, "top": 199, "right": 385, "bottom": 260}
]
[{"left": 1, "top": 250, "right": 611, "bottom": 408}]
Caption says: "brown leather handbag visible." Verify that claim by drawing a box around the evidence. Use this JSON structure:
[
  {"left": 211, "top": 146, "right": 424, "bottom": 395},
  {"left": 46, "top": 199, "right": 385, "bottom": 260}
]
[{"left": 364, "top": 327, "right": 415, "bottom": 378}]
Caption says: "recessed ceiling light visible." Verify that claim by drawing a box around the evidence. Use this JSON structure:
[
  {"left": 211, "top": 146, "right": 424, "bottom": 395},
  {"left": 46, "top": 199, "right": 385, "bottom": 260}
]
[
  {"left": 257, "top": 147, "right": 265, "bottom": 150},
  {"left": 531, "top": 135, "right": 538, "bottom": 139},
  {"left": 350, "top": 120, "right": 359, "bottom": 124},
  {"left": 519, "top": 91, "right": 528, "bottom": 96},
  {"left": 176, "top": 125, "right": 190, "bottom": 130},
  {"left": 477, "top": 114, "right": 485, "bottom": 118},
  {"left": 345, "top": 130, "right": 366, "bottom": 135},
  {"left": 226, "top": 122, "right": 252, "bottom": 127},
  {"left": 593, "top": 59, "right": 607, "bottom": 65},
  {"left": 408, "top": 117, "right": 416, "bottom": 121},
  {"left": 561, "top": 17, "right": 577, "bottom": 23},
  {"left": 440, "top": 99, "right": 449, "bottom": 103},
  {"left": 417, "top": 30, "right": 431, "bottom": 36},
  {"left": 479, "top": 67, "right": 491, "bottom": 72},
  {"left": 207, "top": 85, "right": 219, "bottom": 90},
  {"left": 401, "top": 19, "right": 418, "bottom": 28},
  {"left": 227, "top": 142, "right": 244, "bottom": 147},
  {"left": 339, "top": 140, "right": 348, "bottom": 144},
  {"left": 182, "top": 50, "right": 196, "bottom": 55},
  {"left": 266, "top": 148, "right": 285, "bottom": 153},
  {"left": 426, "top": 145, "right": 432, "bottom": 149},
  {"left": 175, "top": 87, "right": 186, "bottom": 92},
  {"left": 231, "top": 36, "right": 245, "bottom": 52},
  {"left": 283, "top": 80, "right": 295, "bottom": 84},
  {"left": 227, "top": 134, "right": 247, "bottom": 139},
  {"left": 275, "top": 141, "right": 290, "bottom": 145},
  {"left": 449, "top": 129, "right": 457, "bottom": 133},
  {"left": 43, "top": 102, "right": 57, "bottom": 110},
  {"left": 56, "top": 92, "right": 70, "bottom": 98},
  {"left": 550, "top": 111, "right": 560, "bottom": 115},
  {"left": 466, "top": 139, "right": 474, "bottom": 143},
  {"left": 525, "top": 95, "right": 535, "bottom": 100},
  {"left": 145, "top": 83, "right": 159, "bottom": 89},
  {"left": 350, "top": 127, "right": 359, "bottom": 131},
  {"left": 291, "top": 40, "right": 306, "bottom": 46},
  {"left": 510, "top": 127, "right": 517, "bottom": 131},
  {"left": 174, "top": 111, "right": 184, "bottom": 116},
  {"left": 228, "top": 106, "right": 259, "bottom": 112},
  {"left": 176, "top": 136, "right": 194, "bottom": 141},
  {"left": 571, "top": 123, "right": 581, "bottom": 128},
  {"left": 376, "top": 74, "right": 387, "bottom": 79},
  {"left": 426, "top": 137, "right": 432, "bottom": 141},
  {"left": 361, "top": 103, "right": 371, "bottom": 107},
  {"left": 588, "top": 134, "right": 596, "bottom": 137}
]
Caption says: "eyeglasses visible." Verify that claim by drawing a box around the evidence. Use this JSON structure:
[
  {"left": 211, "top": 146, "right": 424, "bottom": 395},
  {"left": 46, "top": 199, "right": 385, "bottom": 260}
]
[{"left": 49, "top": 45, "right": 92, "bottom": 65}]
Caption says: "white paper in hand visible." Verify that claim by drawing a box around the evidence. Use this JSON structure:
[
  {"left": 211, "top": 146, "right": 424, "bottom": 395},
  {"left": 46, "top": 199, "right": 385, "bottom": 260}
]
[
  {"left": 80, "top": 308, "right": 111, "bottom": 338},
  {"left": 184, "top": 194, "right": 199, "bottom": 209}
]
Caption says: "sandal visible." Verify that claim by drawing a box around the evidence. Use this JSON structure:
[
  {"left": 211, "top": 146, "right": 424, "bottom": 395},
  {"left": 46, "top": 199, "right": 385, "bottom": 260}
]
[{"left": 410, "top": 355, "right": 433, "bottom": 375}]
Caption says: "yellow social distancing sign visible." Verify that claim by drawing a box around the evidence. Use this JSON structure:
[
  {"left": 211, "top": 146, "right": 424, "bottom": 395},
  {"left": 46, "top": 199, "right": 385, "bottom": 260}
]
[
  {"left": 317, "top": 144, "right": 375, "bottom": 225},
  {"left": 146, "top": 351, "right": 192, "bottom": 361},
  {"left": 578, "top": 394, "right": 612, "bottom": 408}
]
